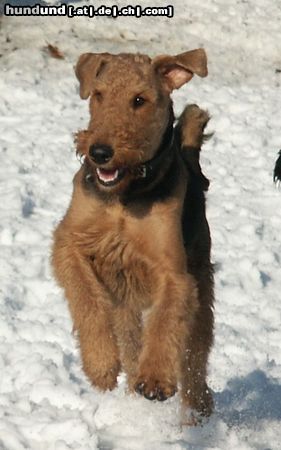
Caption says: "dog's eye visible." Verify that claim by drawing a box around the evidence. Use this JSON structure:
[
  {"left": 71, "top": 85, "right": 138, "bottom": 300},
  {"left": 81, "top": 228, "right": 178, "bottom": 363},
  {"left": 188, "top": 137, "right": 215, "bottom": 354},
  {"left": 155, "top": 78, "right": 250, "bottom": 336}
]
[
  {"left": 93, "top": 91, "right": 103, "bottom": 102},
  {"left": 133, "top": 96, "right": 146, "bottom": 108}
]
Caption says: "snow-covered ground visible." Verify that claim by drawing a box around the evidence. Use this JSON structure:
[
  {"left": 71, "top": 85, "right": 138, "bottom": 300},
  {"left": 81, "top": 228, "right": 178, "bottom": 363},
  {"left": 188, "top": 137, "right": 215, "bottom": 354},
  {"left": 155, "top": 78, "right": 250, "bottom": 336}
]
[{"left": 1, "top": 1, "right": 281, "bottom": 449}]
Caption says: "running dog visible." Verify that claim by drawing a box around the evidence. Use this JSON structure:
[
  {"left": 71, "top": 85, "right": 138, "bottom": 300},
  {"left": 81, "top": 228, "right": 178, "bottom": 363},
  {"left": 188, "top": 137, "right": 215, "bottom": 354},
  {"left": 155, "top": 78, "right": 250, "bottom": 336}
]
[{"left": 52, "top": 49, "right": 214, "bottom": 422}]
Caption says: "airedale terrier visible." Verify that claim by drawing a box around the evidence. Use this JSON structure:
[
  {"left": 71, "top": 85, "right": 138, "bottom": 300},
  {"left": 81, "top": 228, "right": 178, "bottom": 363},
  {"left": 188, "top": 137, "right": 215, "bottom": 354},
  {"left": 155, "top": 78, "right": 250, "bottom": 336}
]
[{"left": 52, "top": 49, "right": 214, "bottom": 422}]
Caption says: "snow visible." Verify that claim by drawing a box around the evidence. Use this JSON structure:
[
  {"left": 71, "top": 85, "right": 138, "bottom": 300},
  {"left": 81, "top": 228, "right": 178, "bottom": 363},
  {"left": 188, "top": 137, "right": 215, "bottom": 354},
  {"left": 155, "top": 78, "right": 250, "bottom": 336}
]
[{"left": 0, "top": 0, "right": 281, "bottom": 448}]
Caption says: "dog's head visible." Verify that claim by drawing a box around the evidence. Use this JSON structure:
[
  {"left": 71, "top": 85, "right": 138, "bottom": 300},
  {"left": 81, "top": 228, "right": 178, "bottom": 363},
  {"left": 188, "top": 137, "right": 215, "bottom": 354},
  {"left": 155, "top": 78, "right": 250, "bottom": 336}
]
[{"left": 75, "top": 49, "right": 207, "bottom": 195}]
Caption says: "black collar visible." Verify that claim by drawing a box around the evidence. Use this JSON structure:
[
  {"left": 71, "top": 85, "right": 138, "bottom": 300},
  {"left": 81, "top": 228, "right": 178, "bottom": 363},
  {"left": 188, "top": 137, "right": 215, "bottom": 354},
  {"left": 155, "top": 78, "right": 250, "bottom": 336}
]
[{"left": 131, "top": 114, "right": 175, "bottom": 182}]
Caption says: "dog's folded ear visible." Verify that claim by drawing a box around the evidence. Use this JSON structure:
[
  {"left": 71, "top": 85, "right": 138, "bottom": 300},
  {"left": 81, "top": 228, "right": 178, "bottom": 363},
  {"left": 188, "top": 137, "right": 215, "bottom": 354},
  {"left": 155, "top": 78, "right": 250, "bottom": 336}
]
[
  {"left": 152, "top": 49, "right": 208, "bottom": 91},
  {"left": 75, "top": 52, "right": 111, "bottom": 99}
]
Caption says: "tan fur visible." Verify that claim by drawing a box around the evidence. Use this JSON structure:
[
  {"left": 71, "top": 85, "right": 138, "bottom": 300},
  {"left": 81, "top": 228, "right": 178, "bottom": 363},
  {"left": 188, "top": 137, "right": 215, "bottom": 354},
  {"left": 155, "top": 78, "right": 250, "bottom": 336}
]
[{"left": 52, "top": 49, "right": 214, "bottom": 421}]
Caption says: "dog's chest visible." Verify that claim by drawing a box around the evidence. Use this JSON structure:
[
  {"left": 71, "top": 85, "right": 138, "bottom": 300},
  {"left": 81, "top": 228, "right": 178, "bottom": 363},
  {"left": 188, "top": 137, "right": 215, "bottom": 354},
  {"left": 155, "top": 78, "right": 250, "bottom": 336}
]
[{"left": 89, "top": 220, "right": 151, "bottom": 304}]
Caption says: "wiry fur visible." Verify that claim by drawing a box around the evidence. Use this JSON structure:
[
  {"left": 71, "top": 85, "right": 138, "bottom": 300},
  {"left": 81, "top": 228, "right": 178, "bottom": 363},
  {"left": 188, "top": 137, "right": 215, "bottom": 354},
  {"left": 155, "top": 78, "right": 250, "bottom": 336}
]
[{"left": 52, "top": 49, "right": 214, "bottom": 423}]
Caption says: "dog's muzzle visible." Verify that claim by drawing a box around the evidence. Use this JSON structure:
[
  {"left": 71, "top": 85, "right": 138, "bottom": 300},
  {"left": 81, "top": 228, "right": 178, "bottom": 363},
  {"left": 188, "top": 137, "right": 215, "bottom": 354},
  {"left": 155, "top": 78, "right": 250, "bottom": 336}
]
[{"left": 89, "top": 144, "right": 114, "bottom": 165}]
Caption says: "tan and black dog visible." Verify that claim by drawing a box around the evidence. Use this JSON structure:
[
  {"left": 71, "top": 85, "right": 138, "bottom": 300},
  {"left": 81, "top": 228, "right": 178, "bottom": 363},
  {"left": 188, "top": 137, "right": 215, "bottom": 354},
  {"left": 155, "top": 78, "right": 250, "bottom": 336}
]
[{"left": 52, "top": 49, "right": 214, "bottom": 422}]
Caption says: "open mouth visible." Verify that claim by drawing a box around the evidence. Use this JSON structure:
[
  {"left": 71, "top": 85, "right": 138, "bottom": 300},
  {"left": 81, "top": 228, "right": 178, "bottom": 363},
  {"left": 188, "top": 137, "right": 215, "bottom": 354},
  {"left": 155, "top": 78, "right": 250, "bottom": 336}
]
[{"left": 96, "top": 168, "right": 126, "bottom": 186}]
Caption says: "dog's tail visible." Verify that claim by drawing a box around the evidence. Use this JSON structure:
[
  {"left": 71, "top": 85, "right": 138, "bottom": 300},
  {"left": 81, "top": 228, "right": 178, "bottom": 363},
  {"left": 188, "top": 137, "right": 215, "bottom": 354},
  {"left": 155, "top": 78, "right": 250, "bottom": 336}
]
[
  {"left": 273, "top": 150, "right": 281, "bottom": 184},
  {"left": 175, "top": 104, "right": 212, "bottom": 191}
]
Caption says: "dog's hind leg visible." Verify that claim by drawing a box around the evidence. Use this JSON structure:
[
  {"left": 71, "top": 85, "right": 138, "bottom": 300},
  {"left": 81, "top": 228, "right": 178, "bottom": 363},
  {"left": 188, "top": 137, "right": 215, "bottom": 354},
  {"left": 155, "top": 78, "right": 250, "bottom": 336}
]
[
  {"left": 180, "top": 267, "right": 214, "bottom": 421},
  {"left": 176, "top": 104, "right": 214, "bottom": 420},
  {"left": 113, "top": 304, "right": 143, "bottom": 391}
]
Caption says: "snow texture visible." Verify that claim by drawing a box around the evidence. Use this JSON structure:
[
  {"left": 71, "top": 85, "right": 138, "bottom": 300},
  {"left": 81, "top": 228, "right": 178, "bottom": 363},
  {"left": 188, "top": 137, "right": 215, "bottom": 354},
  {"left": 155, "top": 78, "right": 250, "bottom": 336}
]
[{"left": 0, "top": 1, "right": 281, "bottom": 449}]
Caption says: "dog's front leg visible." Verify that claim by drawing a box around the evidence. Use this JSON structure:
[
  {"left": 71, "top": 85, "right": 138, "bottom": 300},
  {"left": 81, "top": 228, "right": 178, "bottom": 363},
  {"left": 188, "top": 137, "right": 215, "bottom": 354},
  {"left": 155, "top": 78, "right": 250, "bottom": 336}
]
[
  {"left": 134, "top": 272, "right": 199, "bottom": 401},
  {"left": 52, "top": 239, "right": 120, "bottom": 391}
]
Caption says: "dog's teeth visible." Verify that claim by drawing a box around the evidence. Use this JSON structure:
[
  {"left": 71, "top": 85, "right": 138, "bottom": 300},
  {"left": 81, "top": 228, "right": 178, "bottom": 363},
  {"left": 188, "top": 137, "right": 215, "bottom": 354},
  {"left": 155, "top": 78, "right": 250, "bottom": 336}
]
[{"left": 97, "top": 168, "right": 119, "bottom": 183}]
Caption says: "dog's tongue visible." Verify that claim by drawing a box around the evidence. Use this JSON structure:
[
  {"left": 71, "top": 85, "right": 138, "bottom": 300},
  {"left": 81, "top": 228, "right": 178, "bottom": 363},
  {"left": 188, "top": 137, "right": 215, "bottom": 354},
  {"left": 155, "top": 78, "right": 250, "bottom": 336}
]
[{"left": 97, "top": 168, "right": 119, "bottom": 183}]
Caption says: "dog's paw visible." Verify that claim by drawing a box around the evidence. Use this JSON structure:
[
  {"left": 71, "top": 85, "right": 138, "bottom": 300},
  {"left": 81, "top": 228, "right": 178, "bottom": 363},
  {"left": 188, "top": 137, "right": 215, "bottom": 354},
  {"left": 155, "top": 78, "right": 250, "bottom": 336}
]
[
  {"left": 84, "top": 361, "right": 120, "bottom": 391},
  {"left": 177, "top": 104, "right": 211, "bottom": 149},
  {"left": 195, "top": 388, "right": 214, "bottom": 417},
  {"left": 134, "top": 376, "right": 177, "bottom": 401},
  {"left": 181, "top": 407, "right": 211, "bottom": 427},
  {"left": 182, "top": 383, "right": 214, "bottom": 418}
]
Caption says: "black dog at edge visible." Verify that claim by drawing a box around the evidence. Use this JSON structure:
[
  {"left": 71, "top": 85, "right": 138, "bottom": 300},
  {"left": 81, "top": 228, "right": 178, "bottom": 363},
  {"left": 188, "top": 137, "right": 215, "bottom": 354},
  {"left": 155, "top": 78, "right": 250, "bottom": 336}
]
[{"left": 274, "top": 150, "right": 281, "bottom": 184}]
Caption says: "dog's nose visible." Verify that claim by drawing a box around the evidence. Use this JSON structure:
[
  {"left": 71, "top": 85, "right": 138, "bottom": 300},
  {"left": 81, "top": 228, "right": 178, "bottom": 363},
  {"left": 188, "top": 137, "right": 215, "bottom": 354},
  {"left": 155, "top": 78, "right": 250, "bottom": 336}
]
[{"left": 89, "top": 145, "right": 114, "bottom": 165}]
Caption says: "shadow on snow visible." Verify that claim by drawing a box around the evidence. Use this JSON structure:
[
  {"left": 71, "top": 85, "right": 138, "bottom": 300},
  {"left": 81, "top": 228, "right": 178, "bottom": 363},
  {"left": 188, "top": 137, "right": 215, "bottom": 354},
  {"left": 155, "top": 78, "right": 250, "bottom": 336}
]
[{"left": 215, "top": 369, "right": 281, "bottom": 427}]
